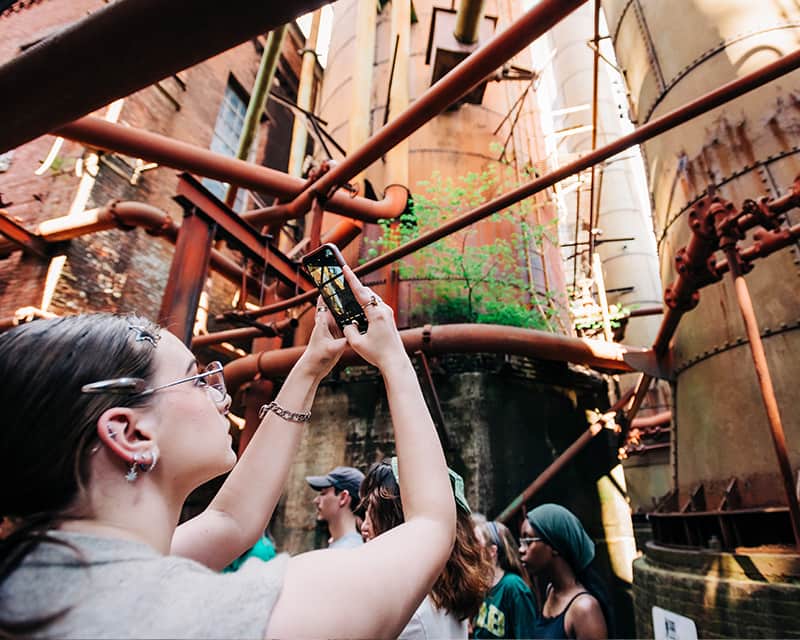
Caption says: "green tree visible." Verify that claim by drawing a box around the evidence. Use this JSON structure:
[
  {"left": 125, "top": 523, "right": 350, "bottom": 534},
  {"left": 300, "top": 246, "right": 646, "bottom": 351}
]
[{"left": 365, "top": 165, "right": 559, "bottom": 330}]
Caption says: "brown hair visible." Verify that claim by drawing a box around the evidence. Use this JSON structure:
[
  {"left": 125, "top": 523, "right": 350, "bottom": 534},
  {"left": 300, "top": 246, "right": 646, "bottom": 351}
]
[
  {"left": 0, "top": 314, "right": 160, "bottom": 636},
  {"left": 360, "top": 461, "right": 492, "bottom": 620},
  {"left": 475, "top": 517, "right": 530, "bottom": 586}
]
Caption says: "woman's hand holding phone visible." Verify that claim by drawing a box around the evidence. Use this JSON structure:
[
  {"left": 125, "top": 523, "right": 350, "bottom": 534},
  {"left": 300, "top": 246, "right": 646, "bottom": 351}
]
[
  {"left": 295, "top": 296, "right": 347, "bottom": 381},
  {"left": 339, "top": 265, "right": 409, "bottom": 372}
]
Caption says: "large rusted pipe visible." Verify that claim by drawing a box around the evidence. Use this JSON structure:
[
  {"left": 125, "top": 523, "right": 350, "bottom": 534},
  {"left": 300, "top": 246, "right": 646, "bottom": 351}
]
[
  {"left": 54, "top": 117, "right": 409, "bottom": 223},
  {"left": 722, "top": 244, "right": 800, "bottom": 548},
  {"left": 495, "top": 387, "right": 635, "bottom": 523},
  {"left": 288, "top": 0, "right": 588, "bottom": 214},
  {"left": 224, "top": 323, "right": 647, "bottom": 393},
  {"left": 0, "top": 0, "right": 332, "bottom": 153},
  {"left": 235, "top": 47, "right": 800, "bottom": 321}
]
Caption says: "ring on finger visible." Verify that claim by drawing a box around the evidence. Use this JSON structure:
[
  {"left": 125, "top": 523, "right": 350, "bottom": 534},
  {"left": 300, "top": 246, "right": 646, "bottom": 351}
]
[{"left": 360, "top": 294, "right": 379, "bottom": 309}]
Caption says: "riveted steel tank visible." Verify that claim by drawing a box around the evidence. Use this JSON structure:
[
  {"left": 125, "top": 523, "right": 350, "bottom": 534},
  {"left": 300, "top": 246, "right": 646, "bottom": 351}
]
[{"left": 603, "top": 0, "right": 800, "bottom": 636}]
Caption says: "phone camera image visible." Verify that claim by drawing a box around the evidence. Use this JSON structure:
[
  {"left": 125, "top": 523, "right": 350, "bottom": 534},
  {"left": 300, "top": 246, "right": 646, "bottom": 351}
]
[{"left": 302, "top": 243, "right": 369, "bottom": 333}]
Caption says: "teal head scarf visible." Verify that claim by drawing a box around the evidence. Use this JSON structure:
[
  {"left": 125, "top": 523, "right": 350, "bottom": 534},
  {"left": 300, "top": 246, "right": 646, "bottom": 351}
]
[{"left": 526, "top": 503, "right": 595, "bottom": 572}]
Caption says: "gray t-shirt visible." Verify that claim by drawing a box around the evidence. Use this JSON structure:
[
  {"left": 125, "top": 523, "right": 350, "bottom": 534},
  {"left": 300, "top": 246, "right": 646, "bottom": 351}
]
[
  {"left": 0, "top": 531, "right": 287, "bottom": 639},
  {"left": 328, "top": 531, "right": 364, "bottom": 549}
]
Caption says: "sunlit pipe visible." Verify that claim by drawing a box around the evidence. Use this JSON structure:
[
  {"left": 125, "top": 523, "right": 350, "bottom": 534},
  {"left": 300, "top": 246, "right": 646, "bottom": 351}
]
[
  {"left": 224, "top": 323, "right": 646, "bottom": 394},
  {"left": 55, "top": 117, "right": 409, "bottom": 223},
  {"left": 631, "top": 410, "right": 671, "bottom": 430},
  {"left": 0, "top": 201, "right": 263, "bottom": 297},
  {"left": 289, "top": 0, "right": 587, "bottom": 213},
  {"left": 0, "top": 307, "right": 58, "bottom": 332},
  {"left": 234, "top": 47, "right": 800, "bottom": 321}
]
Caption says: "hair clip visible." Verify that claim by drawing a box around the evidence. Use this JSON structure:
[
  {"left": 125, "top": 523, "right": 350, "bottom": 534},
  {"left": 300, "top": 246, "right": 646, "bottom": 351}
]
[{"left": 128, "top": 324, "right": 160, "bottom": 347}]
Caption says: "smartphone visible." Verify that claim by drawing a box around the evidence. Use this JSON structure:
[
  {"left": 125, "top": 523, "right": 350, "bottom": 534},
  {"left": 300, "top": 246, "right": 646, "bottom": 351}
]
[{"left": 301, "top": 243, "right": 368, "bottom": 333}]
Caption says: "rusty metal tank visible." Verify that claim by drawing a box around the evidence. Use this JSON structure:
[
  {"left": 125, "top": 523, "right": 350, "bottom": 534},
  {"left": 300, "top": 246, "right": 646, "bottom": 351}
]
[{"left": 603, "top": 0, "right": 800, "bottom": 635}]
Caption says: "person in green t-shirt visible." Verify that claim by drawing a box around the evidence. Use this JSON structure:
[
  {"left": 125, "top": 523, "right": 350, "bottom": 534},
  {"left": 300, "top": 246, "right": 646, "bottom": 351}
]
[{"left": 472, "top": 516, "right": 538, "bottom": 639}]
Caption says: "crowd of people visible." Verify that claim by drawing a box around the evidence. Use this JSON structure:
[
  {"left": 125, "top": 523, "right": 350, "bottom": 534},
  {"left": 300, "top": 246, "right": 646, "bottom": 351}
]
[{"left": 0, "top": 264, "right": 613, "bottom": 639}]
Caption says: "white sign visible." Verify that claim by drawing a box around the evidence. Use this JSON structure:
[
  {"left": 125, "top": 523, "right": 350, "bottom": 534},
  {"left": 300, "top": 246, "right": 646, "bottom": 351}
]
[{"left": 652, "top": 606, "right": 698, "bottom": 640}]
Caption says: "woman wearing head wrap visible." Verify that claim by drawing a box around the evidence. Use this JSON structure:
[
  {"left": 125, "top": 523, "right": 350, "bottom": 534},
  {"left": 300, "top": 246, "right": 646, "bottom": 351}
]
[{"left": 519, "top": 504, "right": 613, "bottom": 639}]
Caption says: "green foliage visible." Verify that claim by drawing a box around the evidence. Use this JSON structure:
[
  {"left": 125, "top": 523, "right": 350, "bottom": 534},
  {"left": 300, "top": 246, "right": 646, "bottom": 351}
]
[{"left": 364, "top": 165, "right": 559, "bottom": 330}]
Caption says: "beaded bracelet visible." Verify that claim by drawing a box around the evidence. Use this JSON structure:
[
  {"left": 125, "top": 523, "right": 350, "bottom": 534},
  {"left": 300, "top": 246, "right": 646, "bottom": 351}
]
[{"left": 258, "top": 400, "right": 312, "bottom": 423}]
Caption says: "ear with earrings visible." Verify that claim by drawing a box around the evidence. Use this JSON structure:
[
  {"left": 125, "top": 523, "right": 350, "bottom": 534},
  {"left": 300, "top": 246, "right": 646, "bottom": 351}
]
[{"left": 125, "top": 448, "right": 159, "bottom": 483}]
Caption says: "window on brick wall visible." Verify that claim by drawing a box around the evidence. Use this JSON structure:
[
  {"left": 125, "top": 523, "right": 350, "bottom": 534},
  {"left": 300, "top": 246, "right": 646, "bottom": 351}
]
[
  {"left": 203, "top": 78, "right": 249, "bottom": 212},
  {"left": 530, "top": 249, "right": 547, "bottom": 295}
]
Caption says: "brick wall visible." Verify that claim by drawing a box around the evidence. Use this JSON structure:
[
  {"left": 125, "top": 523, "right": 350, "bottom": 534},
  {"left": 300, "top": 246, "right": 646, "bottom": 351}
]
[
  {"left": 634, "top": 542, "right": 800, "bottom": 638},
  {"left": 0, "top": 1, "right": 301, "bottom": 323}
]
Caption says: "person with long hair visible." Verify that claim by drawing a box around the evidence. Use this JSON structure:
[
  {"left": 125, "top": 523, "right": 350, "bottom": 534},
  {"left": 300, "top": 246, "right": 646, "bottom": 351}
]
[
  {"left": 520, "top": 504, "right": 614, "bottom": 640},
  {"left": 360, "top": 458, "right": 492, "bottom": 639},
  {"left": 472, "top": 516, "right": 538, "bottom": 639},
  {"left": 0, "top": 265, "right": 457, "bottom": 639}
]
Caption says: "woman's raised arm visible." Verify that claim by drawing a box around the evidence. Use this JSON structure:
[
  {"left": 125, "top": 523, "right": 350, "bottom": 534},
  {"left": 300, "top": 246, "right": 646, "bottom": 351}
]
[
  {"left": 266, "top": 266, "right": 456, "bottom": 639},
  {"left": 171, "top": 301, "right": 345, "bottom": 570}
]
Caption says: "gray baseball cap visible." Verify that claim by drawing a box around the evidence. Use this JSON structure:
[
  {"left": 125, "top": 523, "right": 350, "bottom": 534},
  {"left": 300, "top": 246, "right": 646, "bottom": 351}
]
[{"left": 306, "top": 466, "right": 365, "bottom": 499}]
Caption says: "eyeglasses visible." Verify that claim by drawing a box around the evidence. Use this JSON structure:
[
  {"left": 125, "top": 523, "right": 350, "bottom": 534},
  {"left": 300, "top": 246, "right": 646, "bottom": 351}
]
[
  {"left": 519, "top": 536, "right": 543, "bottom": 548},
  {"left": 81, "top": 361, "right": 227, "bottom": 405}
]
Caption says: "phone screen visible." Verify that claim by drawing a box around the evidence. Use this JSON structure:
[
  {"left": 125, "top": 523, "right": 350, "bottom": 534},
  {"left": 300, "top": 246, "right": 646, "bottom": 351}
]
[{"left": 304, "top": 249, "right": 368, "bottom": 333}]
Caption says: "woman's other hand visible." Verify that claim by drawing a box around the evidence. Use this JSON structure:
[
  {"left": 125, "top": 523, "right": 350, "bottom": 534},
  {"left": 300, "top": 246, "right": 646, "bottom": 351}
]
[
  {"left": 295, "top": 297, "right": 346, "bottom": 381},
  {"left": 340, "top": 265, "right": 408, "bottom": 371}
]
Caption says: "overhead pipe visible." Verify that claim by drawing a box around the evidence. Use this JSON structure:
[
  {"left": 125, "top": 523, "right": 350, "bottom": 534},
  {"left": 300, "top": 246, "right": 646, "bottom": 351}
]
[
  {"left": 630, "top": 410, "right": 671, "bottom": 430},
  {"left": 54, "top": 117, "right": 409, "bottom": 224},
  {"left": 224, "top": 323, "right": 648, "bottom": 394},
  {"left": 285, "top": 0, "right": 588, "bottom": 219},
  {"left": 287, "top": 10, "right": 323, "bottom": 178},
  {"left": 0, "top": 307, "right": 58, "bottom": 333},
  {"left": 0, "top": 0, "right": 332, "bottom": 154},
  {"left": 454, "top": 0, "right": 488, "bottom": 45},
  {"left": 224, "top": 25, "right": 288, "bottom": 209},
  {"left": 233, "top": 46, "right": 800, "bottom": 321},
  {"left": 0, "top": 201, "right": 264, "bottom": 298}
]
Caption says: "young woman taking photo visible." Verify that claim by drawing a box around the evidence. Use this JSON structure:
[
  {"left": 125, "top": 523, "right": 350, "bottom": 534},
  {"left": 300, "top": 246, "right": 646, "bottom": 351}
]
[{"left": 0, "top": 266, "right": 456, "bottom": 639}]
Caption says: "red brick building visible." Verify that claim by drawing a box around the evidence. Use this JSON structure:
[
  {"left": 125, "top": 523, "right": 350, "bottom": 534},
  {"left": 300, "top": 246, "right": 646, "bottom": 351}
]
[{"left": 0, "top": 0, "right": 314, "bottom": 324}]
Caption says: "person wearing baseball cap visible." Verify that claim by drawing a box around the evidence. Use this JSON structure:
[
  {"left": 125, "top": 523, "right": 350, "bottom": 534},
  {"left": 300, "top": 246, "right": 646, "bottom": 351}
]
[{"left": 306, "top": 466, "right": 365, "bottom": 549}]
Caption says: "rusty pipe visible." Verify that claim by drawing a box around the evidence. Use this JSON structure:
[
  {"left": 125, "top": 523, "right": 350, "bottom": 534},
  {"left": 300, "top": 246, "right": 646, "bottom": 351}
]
[
  {"left": 626, "top": 305, "right": 664, "bottom": 318},
  {"left": 0, "top": 0, "right": 331, "bottom": 154},
  {"left": 288, "top": 0, "right": 587, "bottom": 212},
  {"left": 191, "top": 316, "right": 298, "bottom": 348},
  {"left": 242, "top": 184, "right": 409, "bottom": 227},
  {"left": 0, "top": 201, "right": 264, "bottom": 298},
  {"left": 631, "top": 410, "right": 671, "bottom": 430},
  {"left": 224, "top": 323, "right": 647, "bottom": 394},
  {"left": 236, "top": 47, "right": 800, "bottom": 321},
  {"left": 55, "top": 117, "right": 408, "bottom": 224},
  {"left": 722, "top": 243, "right": 800, "bottom": 548},
  {"left": 495, "top": 386, "right": 636, "bottom": 523}
]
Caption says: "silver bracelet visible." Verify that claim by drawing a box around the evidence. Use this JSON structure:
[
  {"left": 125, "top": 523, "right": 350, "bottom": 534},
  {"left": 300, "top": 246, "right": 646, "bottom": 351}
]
[{"left": 258, "top": 400, "right": 312, "bottom": 423}]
